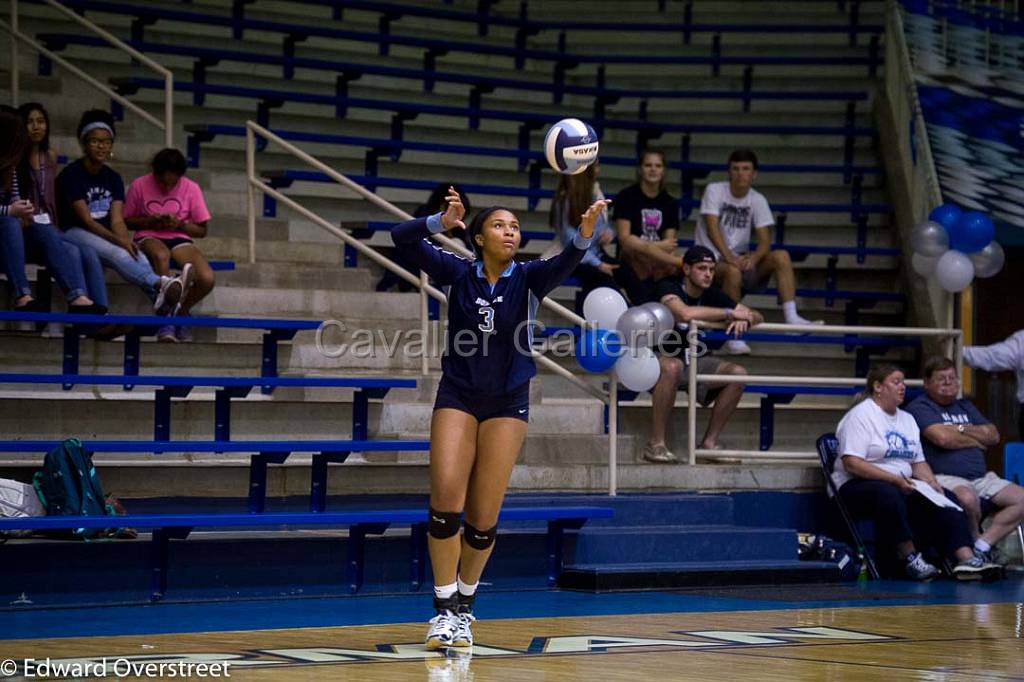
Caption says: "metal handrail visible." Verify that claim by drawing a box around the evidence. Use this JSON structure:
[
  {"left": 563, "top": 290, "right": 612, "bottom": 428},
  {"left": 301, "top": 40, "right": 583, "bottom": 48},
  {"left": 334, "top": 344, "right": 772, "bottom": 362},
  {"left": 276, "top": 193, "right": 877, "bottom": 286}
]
[
  {"left": 242, "top": 121, "right": 621, "bottom": 489},
  {"left": 5, "top": 0, "right": 173, "bottom": 147},
  {"left": 684, "top": 319, "right": 963, "bottom": 464}
]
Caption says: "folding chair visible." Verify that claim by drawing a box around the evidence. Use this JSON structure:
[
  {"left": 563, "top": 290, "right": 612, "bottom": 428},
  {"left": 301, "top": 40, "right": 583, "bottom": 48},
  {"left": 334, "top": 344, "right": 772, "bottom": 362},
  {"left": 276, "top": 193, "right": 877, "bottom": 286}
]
[
  {"left": 1005, "top": 442, "right": 1024, "bottom": 558},
  {"left": 816, "top": 432, "right": 881, "bottom": 579}
]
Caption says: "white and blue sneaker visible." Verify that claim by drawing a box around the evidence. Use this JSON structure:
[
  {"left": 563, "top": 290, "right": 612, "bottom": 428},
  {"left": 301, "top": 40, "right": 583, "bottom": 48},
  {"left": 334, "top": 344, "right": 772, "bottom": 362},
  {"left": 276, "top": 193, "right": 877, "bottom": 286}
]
[{"left": 426, "top": 599, "right": 460, "bottom": 650}]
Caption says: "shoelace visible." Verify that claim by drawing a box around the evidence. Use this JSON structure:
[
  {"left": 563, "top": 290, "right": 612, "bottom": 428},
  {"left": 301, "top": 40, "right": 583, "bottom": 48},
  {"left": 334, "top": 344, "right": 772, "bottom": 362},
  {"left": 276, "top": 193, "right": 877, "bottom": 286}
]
[{"left": 429, "top": 611, "right": 459, "bottom": 633}]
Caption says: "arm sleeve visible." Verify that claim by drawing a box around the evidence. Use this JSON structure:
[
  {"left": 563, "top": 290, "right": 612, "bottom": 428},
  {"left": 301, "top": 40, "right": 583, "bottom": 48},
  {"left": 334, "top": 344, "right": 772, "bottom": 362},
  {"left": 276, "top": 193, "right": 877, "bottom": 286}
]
[
  {"left": 188, "top": 182, "right": 212, "bottom": 223},
  {"left": 753, "top": 193, "right": 774, "bottom": 228},
  {"left": 654, "top": 277, "right": 681, "bottom": 302},
  {"left": 111, "top": 172, "right": 125, "bottom": 202},
  {"left": 908, "top": 420, "right": 925, "bottom": 463},
  {"left": 964, "top": 333, "right": 1023, "bottom": 372},
  {"left": 699, "top": 183, "right": 720, "bottom": 216},
  {"left": 837, "top": 411, "right": 871, "bottom": 460},
  {"left": 525, "top": 231, "right": 594, "bottom": 298},
  {"left": 390, "top": 213, "right": 470, "bottom": 286},
  {"left": 123, "top": 178, "right": 142, "bottom": 218}
]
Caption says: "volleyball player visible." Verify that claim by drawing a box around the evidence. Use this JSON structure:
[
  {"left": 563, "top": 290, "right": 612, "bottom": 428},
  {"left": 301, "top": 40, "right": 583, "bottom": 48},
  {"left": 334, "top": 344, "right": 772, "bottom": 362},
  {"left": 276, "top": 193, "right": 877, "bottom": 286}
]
[{"left": 392, "top": 187, "right": 607, "bottom": 649}]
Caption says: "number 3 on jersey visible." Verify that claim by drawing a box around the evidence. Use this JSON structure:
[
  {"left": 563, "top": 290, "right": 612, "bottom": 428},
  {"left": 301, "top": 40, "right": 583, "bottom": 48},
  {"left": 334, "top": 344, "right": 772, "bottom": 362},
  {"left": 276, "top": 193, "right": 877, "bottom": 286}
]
[{"left": 478, "top": 306, "right": 495, "bottom": 333}]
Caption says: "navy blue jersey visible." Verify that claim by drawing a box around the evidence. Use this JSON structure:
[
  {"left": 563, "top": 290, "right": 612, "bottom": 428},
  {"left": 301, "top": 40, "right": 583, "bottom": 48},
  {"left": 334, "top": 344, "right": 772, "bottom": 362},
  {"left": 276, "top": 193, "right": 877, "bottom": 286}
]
[{"left": 393, "top": 213, "right": 592, "bottom": 395}]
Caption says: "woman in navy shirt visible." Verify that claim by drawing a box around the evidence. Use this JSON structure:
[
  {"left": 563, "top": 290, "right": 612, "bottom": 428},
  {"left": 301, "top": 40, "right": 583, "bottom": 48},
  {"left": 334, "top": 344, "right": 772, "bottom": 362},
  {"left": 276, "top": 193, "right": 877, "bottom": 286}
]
[{"left": 392, "top": 187, "right": 605, "bottom": 650}]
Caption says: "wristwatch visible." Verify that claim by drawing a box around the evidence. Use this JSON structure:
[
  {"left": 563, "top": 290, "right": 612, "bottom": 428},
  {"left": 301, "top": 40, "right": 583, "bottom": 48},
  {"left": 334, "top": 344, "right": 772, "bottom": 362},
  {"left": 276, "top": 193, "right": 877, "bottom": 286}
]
[{"left": 957, "top": 424, "right": 965, "bottom": 434}]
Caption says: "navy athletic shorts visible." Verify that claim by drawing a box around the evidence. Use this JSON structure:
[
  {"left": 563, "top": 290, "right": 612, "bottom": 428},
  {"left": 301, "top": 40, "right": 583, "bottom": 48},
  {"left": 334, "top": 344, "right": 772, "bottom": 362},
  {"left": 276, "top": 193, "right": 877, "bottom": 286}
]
[{"left": 433, "top": 376, "right": 530, "bottom": 423}]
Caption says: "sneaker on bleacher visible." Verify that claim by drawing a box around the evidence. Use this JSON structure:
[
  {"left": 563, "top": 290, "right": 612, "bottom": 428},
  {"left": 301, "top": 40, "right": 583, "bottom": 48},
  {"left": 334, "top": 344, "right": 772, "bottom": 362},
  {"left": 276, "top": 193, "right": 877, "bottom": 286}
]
[
  {"left": 953, "top": 554, "right": 1001, "bottom": 581},
  {"left": 641, "top": 442, "right": 677, "bottom": 463},
  {"left": 156, "top": 324, "right": 177, "bottom": 343},
  {"left": 723, "top": 340, "right": 751, "bottom": 355}
]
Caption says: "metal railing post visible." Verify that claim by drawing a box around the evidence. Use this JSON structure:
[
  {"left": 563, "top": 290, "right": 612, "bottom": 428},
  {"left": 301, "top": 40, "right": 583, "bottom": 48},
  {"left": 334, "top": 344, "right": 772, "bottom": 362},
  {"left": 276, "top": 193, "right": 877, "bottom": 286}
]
[
  {"left": 10, "top": 0, "right": 19, "bottom": 106},
  {"left": 420, "top": 272, "right": 429, "bottom": 377},
  {"left": 164, "top": 74, "right": 174, "bottom": 148},
  {"left": 687, "top": 320, "right": 698, "bottom": 465},
  {"left": 246, "top": 125, "right": 257, "bottom": 264},
  {"left": 608, "top": 372, "right": 618, "bottom": 496}
]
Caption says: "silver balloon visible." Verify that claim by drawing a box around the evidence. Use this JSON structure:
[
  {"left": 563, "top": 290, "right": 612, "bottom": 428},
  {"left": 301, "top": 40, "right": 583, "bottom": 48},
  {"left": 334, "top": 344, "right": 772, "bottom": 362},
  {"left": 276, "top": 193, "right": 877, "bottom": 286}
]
[
  {"left": 968, "top": 240, "right": 1005, "bottom": 278},
  {"left": 640, "top": 302, "right": 675, "bottom": 339},
  {"left": 935, "top": 250, "right": 975, "bottom": 292},
  {"left": 910, "top": 220, "right": 950, "bottom": 257},
  {"left": 911, "top": 252, "right": 940, "bottom": 276},
  {"left": 616, "top": 306, "right": 659, "bottom": 348}
]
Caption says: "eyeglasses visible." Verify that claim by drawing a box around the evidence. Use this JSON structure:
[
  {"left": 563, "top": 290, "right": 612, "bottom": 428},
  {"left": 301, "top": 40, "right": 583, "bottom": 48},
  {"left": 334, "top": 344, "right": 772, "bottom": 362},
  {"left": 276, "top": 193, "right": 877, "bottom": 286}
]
[{"left": 85, "top": 138, "right": 114, "bottom": 148}]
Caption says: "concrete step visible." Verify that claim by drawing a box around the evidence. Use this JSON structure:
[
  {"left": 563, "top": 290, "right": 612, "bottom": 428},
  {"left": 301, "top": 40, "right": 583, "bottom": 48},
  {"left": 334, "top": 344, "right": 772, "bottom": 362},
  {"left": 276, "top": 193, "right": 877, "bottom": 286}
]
[
  {"left": 573, "top": 524, "right": 798, "bottom": 563},
  {"left": 559, "top": 558, "right": 842, "bottom": 590},
  {"left": 0, "top": 457, "right": 820, "bottom": 497}
]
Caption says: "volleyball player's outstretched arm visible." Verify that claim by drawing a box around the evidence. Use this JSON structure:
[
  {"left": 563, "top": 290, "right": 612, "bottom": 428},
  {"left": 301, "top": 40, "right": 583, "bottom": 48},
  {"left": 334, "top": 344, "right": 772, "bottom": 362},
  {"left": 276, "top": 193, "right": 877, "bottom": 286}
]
[
  {"left": 525, "top": 199, "right": 608, "bottom": 298},
  {"left": 391, "top": 188, "right": 469, "bottom": 286}
]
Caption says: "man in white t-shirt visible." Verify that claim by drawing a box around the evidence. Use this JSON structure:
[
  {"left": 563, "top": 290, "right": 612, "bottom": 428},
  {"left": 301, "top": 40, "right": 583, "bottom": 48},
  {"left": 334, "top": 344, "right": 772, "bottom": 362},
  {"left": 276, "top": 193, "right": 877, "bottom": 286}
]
[{"left": 695, "top": 149, "right": 818, "bottom": 354}]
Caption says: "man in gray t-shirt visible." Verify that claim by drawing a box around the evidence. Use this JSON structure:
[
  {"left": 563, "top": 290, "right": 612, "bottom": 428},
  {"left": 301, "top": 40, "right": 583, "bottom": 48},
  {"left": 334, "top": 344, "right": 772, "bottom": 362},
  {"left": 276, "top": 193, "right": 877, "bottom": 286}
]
[{"left": 905, "top": 356, "right": 1024, "bottom": 563}]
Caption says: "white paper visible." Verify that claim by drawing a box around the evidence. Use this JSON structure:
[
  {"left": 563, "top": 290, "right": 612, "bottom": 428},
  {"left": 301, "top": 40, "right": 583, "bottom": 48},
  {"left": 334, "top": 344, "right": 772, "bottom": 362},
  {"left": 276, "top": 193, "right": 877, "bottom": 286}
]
[{"left": 910, "top": 478, "right": 964, "bottom": 511}]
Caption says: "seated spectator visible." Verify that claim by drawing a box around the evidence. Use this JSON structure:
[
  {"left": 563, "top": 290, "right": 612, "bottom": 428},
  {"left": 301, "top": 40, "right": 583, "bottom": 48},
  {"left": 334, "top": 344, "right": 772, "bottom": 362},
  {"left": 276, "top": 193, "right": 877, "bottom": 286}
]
[
  {"left": 963, "top": 329, "right": 1024, "bottom": 439},
  {"left": 694, "top": 149, "right": 820, "bottom": 355},
  {"left": 125, "top": 148, "right": 214, "bottom": 343},
  {"left": 376, "top": 183, "right": 472, "bottom": 293},
  {"left": 642, "top": 245, "right": 758, "bottom": 463},
  {"left": 906, "top": 357, "right": 1024, "bottom": 564},
  {"left": 550, "top": 162, "right": 621, "bottom": 310},
  {"left": 832, "top": 364, "right": 999, "bottom": 580},
  {"left": 16, "top": 102, "right": 108, "bottom": 313},
  {"left": 0, "top": 108, "right": 101, "bottom": 314},
  {"left": 57, "top": 110, "right": 190, "bottom": 320},
  {"left": 612, "top": 149, "right": 684, "bottom": 305}
]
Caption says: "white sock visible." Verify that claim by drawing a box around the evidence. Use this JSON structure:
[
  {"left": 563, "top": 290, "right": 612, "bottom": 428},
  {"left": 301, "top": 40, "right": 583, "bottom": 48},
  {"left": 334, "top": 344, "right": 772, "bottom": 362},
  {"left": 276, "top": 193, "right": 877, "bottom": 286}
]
[
  {"left": 457, "top": 576, "right": 478, "bottom": 597},
  {"left": 782, "top": 300, "right": 803, "bottom": 323},
  {"left": 433, "top": 582, "right": 458, "bottom": 600},
  {"left": 974, "top": 538, "right": 991, "bottom": 553}
]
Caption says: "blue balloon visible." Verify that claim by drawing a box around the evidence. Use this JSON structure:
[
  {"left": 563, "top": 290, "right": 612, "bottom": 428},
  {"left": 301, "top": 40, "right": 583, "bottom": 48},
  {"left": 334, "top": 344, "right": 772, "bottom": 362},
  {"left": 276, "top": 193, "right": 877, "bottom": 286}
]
[
  {"left": 928, "top": 204, "right": 961, "bottom": 234},
  {"left": 949, "top": 211, "right": 995, "bottom": 254},
  {"left": 576, "top": 328, "right": 622, "bottom": 373}
]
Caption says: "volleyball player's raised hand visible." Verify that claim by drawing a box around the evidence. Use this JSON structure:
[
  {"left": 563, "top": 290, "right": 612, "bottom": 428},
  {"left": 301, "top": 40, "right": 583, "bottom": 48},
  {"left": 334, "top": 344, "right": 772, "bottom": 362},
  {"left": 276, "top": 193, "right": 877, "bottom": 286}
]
[
  {"left": 440, "top": 186, "right": 467, "bottom": 231},
  {"left": 578, "top": 199, "right": 611, "bottom": 239}
]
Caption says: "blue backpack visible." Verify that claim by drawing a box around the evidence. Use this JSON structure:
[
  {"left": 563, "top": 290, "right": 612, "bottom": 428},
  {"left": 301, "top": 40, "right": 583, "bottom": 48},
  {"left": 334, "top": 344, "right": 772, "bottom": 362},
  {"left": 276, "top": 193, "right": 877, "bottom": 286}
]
[{"left": 32, "top": 439, "right": 115, "bottom": 538}]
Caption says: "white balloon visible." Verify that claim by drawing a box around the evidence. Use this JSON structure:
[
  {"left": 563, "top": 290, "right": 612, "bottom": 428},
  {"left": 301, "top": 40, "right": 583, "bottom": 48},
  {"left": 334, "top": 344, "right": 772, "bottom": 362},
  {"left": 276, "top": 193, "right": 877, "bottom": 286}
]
[
  {"left": 968, "top": 240, "right": 1005, "bottom": 278},
  {"left": 583, "top": 287, "right": 628, "bottom": 330},
  {"left": 910, "top": 220, "right": 950, "bottom": 257},
  {"left": 615, "top": 346, "right": 661, "bottom": 392},
  {"left": 911, "top": 252, "right": 941, "bottom": 276},
  {"left": 935, "top": 250, "right": 975, "bottom": 292}
]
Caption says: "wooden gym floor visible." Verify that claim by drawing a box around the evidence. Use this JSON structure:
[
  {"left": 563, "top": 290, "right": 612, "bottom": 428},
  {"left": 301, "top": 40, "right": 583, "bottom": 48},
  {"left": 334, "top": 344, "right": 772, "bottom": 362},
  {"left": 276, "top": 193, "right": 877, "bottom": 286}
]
[{"left": 2, "top": 579, "right": 1022, "bottom": 680}]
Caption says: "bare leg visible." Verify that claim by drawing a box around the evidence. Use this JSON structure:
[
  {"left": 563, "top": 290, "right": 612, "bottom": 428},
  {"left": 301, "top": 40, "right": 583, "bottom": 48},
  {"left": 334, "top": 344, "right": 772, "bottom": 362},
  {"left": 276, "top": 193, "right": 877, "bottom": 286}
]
[
  {"left": 715, "top": 262, "right": 743, "bottom": 302},
  {"left": 700, "top": 362, "right": 747, "bottom": 448},
  {"left": 650, "top": 356, "right": 683, "bottom": 445},
  {"left": 951, "top": 485, "right": 982, "bottom": 540},
  {"left": 427, "top": 408, "right": 478, "bottom": 587},
  {"left": 758, "top": 249, "right": 796, "bottom": 303},
  {"left": 138, "top": 238, "right": 172, "bottom": 277},
  {"left": 979, "top": 483, "right": 1024, "bottom": 547},
  {"left": 169, "top": 244, "right": 215, "bottom": 314},
  {"left": 458, "top": 417, "right": 528, "bottom": 584}
]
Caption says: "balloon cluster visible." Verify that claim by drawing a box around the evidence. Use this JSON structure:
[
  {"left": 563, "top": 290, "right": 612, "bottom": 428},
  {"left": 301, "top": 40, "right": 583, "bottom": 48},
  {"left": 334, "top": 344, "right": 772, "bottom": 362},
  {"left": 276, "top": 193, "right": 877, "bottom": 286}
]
[
  {"left": 575, "top": 287, "right": 675, "bottom": 392},
  {"left": 910, "top": 204, "right": 1005, "bottom": 292}
]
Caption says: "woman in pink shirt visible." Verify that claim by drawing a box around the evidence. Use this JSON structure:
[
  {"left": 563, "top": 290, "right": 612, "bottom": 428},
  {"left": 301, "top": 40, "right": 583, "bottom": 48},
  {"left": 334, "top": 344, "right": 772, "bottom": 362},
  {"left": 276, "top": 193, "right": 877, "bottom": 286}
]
[{"left": 125, "top": 148, "right": 214, "bottom": 342}]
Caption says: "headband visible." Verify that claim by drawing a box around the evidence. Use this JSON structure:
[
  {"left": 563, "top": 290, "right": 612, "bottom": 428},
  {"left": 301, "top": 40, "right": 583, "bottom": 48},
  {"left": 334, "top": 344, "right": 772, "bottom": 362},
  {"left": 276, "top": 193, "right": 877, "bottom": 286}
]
[{"left": 79, "top": 122, "right": 114, "bottom": 141}]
